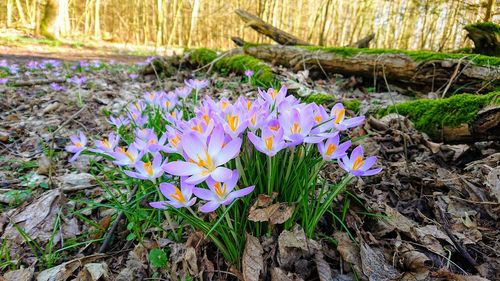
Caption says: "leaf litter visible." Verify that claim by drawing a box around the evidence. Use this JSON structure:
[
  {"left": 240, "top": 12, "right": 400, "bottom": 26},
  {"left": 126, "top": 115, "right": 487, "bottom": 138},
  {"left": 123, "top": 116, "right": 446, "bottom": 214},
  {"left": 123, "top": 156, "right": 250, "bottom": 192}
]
[{"left": 0, "top": 51, "right": 498, "bottom": 280}]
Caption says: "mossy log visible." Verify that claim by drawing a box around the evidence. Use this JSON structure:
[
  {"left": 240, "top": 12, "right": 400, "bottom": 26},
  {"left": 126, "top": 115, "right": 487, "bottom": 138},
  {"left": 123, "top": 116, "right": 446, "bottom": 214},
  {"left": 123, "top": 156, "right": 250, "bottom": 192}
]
[
  {"left": 464, "top": 22, "right": 500, "bottom": 57},
  {"left": 141, "top": 48, "right": 276, "bottom": 86},
  {"left": 378, "top": 92, "right": 500, "bottom": 143},
  {"left": 243, "top": 45, "right": 500, "bottom": 94}
]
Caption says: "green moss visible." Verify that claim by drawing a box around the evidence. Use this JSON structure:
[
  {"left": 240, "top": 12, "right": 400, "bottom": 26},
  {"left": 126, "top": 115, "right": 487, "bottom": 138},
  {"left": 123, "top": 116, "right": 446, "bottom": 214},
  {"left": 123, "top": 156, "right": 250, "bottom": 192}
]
[
  {"left": 187, "top": 48, "right": 276, "bottom": 86},
  {"left": 464, "top": 22, "right": 500, "bottom": 34},
  {"left": 299, "top": 46, "right": 500, "bottom": 67},
  {"left": 344, "top": 99, "right": 361, "bottom": 113},
  {"left": 303, "top": 93, "right": 334, "bottom": 104},
  {"left": 377, "top": 92, "right": 500, "bottom": 136}
]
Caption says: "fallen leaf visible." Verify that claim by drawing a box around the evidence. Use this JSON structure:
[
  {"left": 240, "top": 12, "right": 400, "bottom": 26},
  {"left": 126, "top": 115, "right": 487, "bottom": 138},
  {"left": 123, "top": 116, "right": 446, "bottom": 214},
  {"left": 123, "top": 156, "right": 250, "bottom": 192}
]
[
  {"left": 36, "top": 254, "right": 105, "bottom": 281},
  {"left": 248, "top": 202, "right": 295, "bottom": 225},
  {"left": 242, "top": 233, "right": 264, "bottom": 281},
  {"left": 75, "top": 262, "right": 109, "bottom": 281},
  {"left": 432, "top": 268, "right": 490, "bottom": 281},
  {"left": 115, "top": 244, "right": 147, "bottom": 281},
  {"left": 2, "top": 266, "right": 34, "bottom": 281},
  {"left": 333, "top": 232, "right": 366, "bottom": 280},
  {"left": 486, "top": 167, "right": 500, "bottom": 203},
  {"left": 58, "top": 172, "right": 95, "bottom": 188},
  {"left": 271, "top": 268, "right": 304, "bottom": 281},
  {"left": 314, "top": 248, "right": 332, "bottom": 281},
  {"left": 278, "top": 225, "right": 308, "bottom": 268},
  {"left": 360, "top": 242, "right": 400, "bottom": 281}
]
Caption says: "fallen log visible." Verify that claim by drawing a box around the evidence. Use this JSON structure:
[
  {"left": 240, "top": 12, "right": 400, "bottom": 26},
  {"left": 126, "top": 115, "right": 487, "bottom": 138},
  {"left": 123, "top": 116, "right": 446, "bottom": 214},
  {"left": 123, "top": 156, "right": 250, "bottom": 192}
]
[
  {"left": 235, "top": 9, "right": 310, "bottom": 45},
  {"left": 349, "top": 33, "right": 375, "bottom": 48},
  {"left": 243, "top": 44, "right": 500, "bottom": 94}
]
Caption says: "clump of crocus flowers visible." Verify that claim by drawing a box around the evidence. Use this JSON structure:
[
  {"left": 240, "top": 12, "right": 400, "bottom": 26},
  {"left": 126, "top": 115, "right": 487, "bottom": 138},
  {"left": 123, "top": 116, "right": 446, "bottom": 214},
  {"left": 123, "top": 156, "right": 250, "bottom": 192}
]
[{"left": 66, "top": 80, "right": 381, "bottom": 264}]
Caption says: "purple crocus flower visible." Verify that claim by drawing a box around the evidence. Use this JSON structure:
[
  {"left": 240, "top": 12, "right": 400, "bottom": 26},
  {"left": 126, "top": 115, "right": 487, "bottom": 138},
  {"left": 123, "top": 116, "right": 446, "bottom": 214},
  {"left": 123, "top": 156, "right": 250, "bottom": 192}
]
[
  {"left": 90, "top": 133, "right": 120, "bottom": 154},
  {"left": 9, "top": 64, "right": 18, "bottom": 75},
  {"left": 185, "top": 79, "right": 209, "bottom": 91},
  {"left": 109, "top": 115, "right": 130, "bottom": 128},
  {"left": 244, "top": 69, "right": 254, "bottom": 78},
  {"left": 330, "top": 103, "right": 365, "bottom": 131},
  {"left": 258, "top": 85, "right": 287, "bottom": 108},
  {"left": 317, "top": 133, "right": 351, "bottom": 161},
  {"left": 111, "top": 144, "right": 144, "bottom": 167},
  {"left": 279, "top": 106, "right": 315, "bottom": 145},
  {"left": 70, "top": 75, "right": 87, "bottom": 87},
  {"left": 125, "top": 153, "right": 168, "bottom": 181},
  {"left": 65, "top": 131, "right": 87, "bottom": 162},
  {"left": 128, "top": 110, "right": 148, "bottom": 127},
  {"left": 193, "top": 170, "right": 255, "bottom": 213},
  {"left": 129, "top": 73, "right": 139, "bottom": 80},
  {"left": 26, "top": 60, "right": 39, "bottom": 70},
  {"left": 248, "top": 126, "right": 287, "bottom": 157},
  {"left": 338, "top": 146, "right": 382, "bottom": 176},
  {"left": 50, "top": 82, "right": 64, "bottom": 91},
  {"left": 0, "top": 78, "right": 8, "bottom": 85},
  {"left": 164, "top": 125, "right": 241, "bottom": 184},
  {"left": 134, "top": 131, "right": 168, "bottom": 153},
  {"left": 149, "top": 181, "right": 196, "bottom": 209},
  {"left": 0, "top": 60, "right": 8, "bottom": 67},
  {"left": 175, "top": 86, "right": 192, "bottom": 99}
]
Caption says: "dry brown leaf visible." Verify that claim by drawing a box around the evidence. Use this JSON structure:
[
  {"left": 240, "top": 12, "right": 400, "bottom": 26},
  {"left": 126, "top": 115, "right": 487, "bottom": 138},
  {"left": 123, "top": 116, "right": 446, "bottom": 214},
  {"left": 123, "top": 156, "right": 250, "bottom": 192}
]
[
  {"left": 432, "top": 268, "right": 490, "bottom": 281},
  {"left": 333, "top": 232, "right": 365, "bottom": 280},
  {"left": 360, "top": 242, "right": 400, "bottom": 281},
  {"left": 278, "top": 225, "right": 308, "bottom": 268},
  {"left": 248, "top": 202, "right": 295, "bottom": 225},
  {"left": 271, "top": 268, "right": 304, "bottom": 281},
  {"left": 115, "top": 244, "right": 148, "bottom": 281},
  {"left": 36, "top": 254, "right": 105, "bottom": 281},
  {"left": 397, "top": 243, "right": 430, "bottom": 281},
  {"left": 2, "top": 266, "right": 34, "bottom": 281},
  {"left": 486, "top": 167, "right": 500, "bottom": 203},
  {"left": 314, "top": 249, "right": 332, "bottom": 281},
  {"left": 242, "top": 233, "right": 264, "bottom": 281}
]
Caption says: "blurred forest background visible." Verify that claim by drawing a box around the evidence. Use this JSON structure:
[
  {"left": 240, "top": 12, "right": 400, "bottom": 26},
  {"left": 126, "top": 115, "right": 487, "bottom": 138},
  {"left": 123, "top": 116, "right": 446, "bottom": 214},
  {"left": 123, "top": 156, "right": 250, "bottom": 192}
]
[{"left": 0, "top": 0, "right": 498, "bottom": 51}]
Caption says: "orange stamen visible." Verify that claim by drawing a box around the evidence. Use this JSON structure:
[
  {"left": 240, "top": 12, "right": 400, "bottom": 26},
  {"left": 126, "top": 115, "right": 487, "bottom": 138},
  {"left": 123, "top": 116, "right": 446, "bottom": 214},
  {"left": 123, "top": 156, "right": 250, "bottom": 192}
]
[
  {"left": 143, "top": 162, "right": 153, "bottom": 176},
  {"left": 214, "top": 182, "right": 226, "bottom": 197},
  {"left": 314, "top": 115, "right": 322, "bottom": 124},
  {"left": 334, "top": 109, "right": 345, "bottom": 124},
  {"left": 325, "top": 144, "right": 336, "bottom": 156},
  {"left": 265, "top": 136, "right": 273, "bottom": 151},
  {"left": 170, "top": 186, "right": 185, "bottom": 203},
  {"left": 227, "top": 114, "right": 239, "bottom": 131},
  {"left": 352, "top": 156, "right": 364, "bottom": 170},
  {"left": 290, "top": 122, "right": 301, "bottom": 134}
]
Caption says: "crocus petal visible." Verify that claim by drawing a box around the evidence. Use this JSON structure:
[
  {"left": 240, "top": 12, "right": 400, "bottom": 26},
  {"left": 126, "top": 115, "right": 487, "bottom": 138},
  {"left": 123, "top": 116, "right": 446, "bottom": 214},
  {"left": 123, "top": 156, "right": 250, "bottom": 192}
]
[
  {"left": 199, "top": 201, "right": 221, "bottom": 213},
  {"left": 210, "top": 167, "right": 233, "bottom": 182},
  {"left": 351, "top": 146, "right": 364, "bottom": 159},
  {"left": 69, "top": 151, "right": 82, "bottom": 162},
  {"left": 159, "top": 183, "right": 176, "bottom": 198},
  {"left": 342, "top": 116, "right": 365, "bottom": 128},
  {"left": 361, "top": 168, "right": 382, "bottom": 176},
  {"left": 214, "top": 138, "right": 242, "bottom": 165},
  {"left": 149, "top": 201, "right": 168, "bottom": 209},
  {"left": 185, "top": 173, "right": 209, "bottom": 184},
  {"left": 164, "top": 161, "right": 204, "bottom": 176},
  {"left": 208, "top": 125, "right": 224, "bottom": 156},
  {"left": 225, "top": 185, "right": 255, "bottom": 201},
  {"left": 193, "top": 187, "right": 216, "bottom": 201},
  {"left": 360, "top": 156, "right": 377, "bottom": 171},
  {"left": 182, "top": 133, "right": 206, "bottom": 162}
]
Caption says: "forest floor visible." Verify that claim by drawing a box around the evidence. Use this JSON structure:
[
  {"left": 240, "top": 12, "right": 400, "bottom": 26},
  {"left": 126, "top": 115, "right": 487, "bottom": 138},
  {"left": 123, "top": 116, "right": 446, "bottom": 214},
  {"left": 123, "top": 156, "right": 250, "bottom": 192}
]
[{"left": 0, "top": 44, "right": 498, "bottom": 281}]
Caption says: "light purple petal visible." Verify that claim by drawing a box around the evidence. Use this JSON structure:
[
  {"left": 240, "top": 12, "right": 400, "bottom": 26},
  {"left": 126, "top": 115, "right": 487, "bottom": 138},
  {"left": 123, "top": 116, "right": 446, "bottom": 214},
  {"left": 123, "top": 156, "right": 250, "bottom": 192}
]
[
  {"left": 159, "top": 183, "right": 176, "bottom": 198},
  {"left": 361, "top": 168, "right": 382, "bottom": 176},
  {"left": 182, "top": 133, "right": 206, "bottom": 162},
  {"left": 226, "top": 185, "right": 255, "bottom": 201},
  {"left": 360, "top": 156, "right": 377, "bottom": 171},
  {"left": 199, "top": 201, "right": 221, "bottom": 213},
  {"left": 210, "top": 167, "right": 233, "bottom": 182},
  {"left": 214, "top": 137, "right": 242, "bottom": 166},
  {"left": 185, "top": 173, "right": 209, "bottom": 184},
  {"left": 149, "top": 201, "right": 168, "bottom": 209},
  {"left": 208, "top": 125, "right": 224, "bottom": 156},
  {"left": 164, "top": 161, "right": 204, "bottom": 176},
  {"left": 193, "top": 187, "right": 216, "bottom": 201}
]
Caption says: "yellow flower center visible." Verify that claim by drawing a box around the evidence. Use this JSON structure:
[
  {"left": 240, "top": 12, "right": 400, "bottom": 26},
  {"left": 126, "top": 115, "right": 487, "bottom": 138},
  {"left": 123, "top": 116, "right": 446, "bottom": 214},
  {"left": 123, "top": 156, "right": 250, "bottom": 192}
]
[
  {"left": 214, "top": 182, "right": 227, "bottom": 198},
  {"left": 269, "top": 89, "right": 278, "bottom": 100},
  {"left": 102, "top": 138, "right": 110, "bottom": 148},
  {"left": 75, "top": 142, "right": 82, "bottom": 147},
  {"left": 247, "top": 100, "right": 252, "bottom": 110},
  {"left": 269, "top": 124, "right": 279, "bottom": 131},
  {"left": 202, "top": 114, "right": 209, "bottom": 124},
  {"left": 165, "top": 101, "right": 171, "bottom": 108},
  {"left": 227, "top": 114, "right": 239, "bottom": 131},
  {"left": 221, "top": 100, "right": 228, "bottom": 110},
  {"left": 334, "top": 109, "right": 345, "bottom": 124},
  {"left": 143, "top": 162, "right": 153, "bottom": 176},
  {"left": 169, "top": 135, "right": 180, "bottom": 148},
  {"left": 290, "top": 122, "right": 301, "bottom": 134},
  {"left": 352, "top": 156, "right": 364, "bottom": 170},
  {"left": 170, "top": 186, "right": 185, "bottom": 203},
  {"left": 118, "top": 147, "right": 135, "bottom": 161},
  {"left": 196, "top": 149, "right": 215, "bottom": 172},
  {"left": 314, "top": 115, "right": 322, "bottom": 124},
  {"left": 148, "top": 139, "right": 156, "bottom": 145},
  {"left": 325, "top": 144, "right": 337, "bottom": 156},
  {"left": 265, "top": 136, "right": 273, "bottom": 151}
]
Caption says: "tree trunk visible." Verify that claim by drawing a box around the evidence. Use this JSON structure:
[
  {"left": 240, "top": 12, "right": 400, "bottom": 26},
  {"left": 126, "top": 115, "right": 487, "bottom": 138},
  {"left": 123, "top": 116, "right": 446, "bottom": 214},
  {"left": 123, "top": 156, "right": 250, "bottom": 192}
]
[
  {"left": 187, "top": 0, "right": 200, "bottom": 47},
  {"left": 7, "top": 0, "right": 13, "bottom": 27},
  {"left": 465, "top": 23, "right": 500, "bottom": 56},
  {"left": 484, "top": 0, "right": 494, "bottom": 22},
  {"left": 94, "top": 0, "right": 101, "bottom": 39},
  {"left": 40, "top": 0, "right": 60, "bottom": 40}
]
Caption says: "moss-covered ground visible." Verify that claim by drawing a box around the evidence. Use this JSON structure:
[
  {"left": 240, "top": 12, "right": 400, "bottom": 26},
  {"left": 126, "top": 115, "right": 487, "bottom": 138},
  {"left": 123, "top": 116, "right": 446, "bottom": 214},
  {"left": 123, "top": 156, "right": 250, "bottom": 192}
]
[
  {"left": 188, "top": 48, "right": 276, "bottom": 86},
  {"left": 378, "top": 91, "right": 500, "bottom": 135}
]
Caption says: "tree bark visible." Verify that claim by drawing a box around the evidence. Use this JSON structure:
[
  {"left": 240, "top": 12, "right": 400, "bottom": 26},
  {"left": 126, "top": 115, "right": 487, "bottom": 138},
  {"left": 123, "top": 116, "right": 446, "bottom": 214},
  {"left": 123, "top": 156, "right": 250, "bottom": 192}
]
[
  {"left": 235, "top": 9, "right": 310, "bottom": 45},
  {"left": 242, "top": 45, "right": 499, "bottom": 94},
  {"left": 40, "top": 0, "right": 60, "bottom": 40},
  {"left": 465, "top": 24, "right": 500, "bottom": 56}
]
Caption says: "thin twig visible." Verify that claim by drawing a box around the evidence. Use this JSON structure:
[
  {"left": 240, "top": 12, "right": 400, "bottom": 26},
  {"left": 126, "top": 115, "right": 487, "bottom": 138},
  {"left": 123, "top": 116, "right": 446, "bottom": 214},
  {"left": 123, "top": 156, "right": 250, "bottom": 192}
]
[{"left": 99, "top": 185, "right": 139, "bottom": 253}]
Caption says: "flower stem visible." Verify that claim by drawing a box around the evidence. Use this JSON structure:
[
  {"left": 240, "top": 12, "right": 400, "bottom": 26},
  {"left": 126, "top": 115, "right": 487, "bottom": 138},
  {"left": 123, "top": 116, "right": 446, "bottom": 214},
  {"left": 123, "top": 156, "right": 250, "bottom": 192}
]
[{"left": 267, "top": 156, "right": 272, "bottom": 195}]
